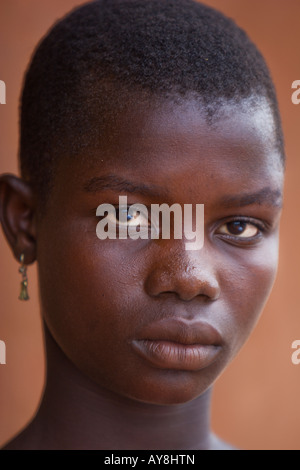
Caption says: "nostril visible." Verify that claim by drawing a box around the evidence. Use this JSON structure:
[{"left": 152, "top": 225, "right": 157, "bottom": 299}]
[{"left": 144, "top": 251, "right": 220, "bottom": 301}]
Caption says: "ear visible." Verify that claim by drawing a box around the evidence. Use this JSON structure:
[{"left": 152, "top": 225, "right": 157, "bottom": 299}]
[{"left": 0, "top": 174, "right": 37, "bottom": 264}]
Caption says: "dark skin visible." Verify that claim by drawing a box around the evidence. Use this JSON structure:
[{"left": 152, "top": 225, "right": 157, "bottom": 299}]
[{"left": 0, "top": 96, "right": 283, "bottom": 450}]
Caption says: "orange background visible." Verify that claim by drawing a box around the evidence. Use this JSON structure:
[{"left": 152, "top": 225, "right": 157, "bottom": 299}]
[{"left": 0, "top": 0, "right": 300, "bottom": 450}]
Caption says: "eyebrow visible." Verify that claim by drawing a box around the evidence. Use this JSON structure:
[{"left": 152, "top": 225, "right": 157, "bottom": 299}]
[
  {"left": 83, "top": 175, "right": 282, "bottom": 208},
  {"left": 82, "top": 174, "right": 169, "bottom": 198},
  {"left": 221, "top": 187, "right": 283, "bottom": 208}
]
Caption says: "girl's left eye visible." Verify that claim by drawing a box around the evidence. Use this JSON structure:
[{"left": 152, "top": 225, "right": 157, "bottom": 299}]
[{"left": 217, "top": 220, "right": 260, "bottom": 238}]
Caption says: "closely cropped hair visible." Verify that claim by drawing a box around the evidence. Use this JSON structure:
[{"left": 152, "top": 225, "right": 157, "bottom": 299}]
[{"left": 19, "top": 0, "right": 285, "bottom": 207}]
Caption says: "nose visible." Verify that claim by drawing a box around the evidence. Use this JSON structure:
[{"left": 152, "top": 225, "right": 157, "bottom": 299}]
[{"left": 144, "top": 241, "right": 220, "bottom": 302}]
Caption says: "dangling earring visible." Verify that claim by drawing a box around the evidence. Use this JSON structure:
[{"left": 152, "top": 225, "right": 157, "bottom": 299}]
[{"left": 18, "top": 253, "right": 29, "bottom": 301}]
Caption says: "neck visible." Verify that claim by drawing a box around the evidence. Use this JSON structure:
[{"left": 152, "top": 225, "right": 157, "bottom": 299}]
[{"left": 32, "top": 326, "right": 213, "bottom": 450}]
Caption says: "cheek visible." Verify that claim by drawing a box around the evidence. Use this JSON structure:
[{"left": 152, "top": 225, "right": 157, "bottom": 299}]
[
  {"left": 221, "top": 236, "right": 279, "bottom": 357},
  {"left": 38, "top": 232, "right": 147, "bottom": 382}
]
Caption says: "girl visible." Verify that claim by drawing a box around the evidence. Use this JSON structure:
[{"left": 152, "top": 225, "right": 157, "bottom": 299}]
[{"left": 0, "top": 0, "right": 285, "bottom": 450}]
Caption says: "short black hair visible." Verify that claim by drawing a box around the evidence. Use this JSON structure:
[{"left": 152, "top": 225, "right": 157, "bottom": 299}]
[{"left": 19, "top": 0, "right": 285, "bottom": 209}]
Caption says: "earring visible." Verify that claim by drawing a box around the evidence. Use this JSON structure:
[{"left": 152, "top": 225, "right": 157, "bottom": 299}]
[{"left": 18, "top": 253, "right": 29, "bottom": 301}]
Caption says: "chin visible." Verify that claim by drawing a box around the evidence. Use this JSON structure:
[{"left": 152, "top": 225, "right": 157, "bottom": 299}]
[{"left": 121, "top": 370, "right": 214, "bottom": 406}]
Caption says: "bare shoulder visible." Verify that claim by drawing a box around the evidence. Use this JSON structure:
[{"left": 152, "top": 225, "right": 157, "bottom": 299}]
[
  {"left": 210, "top": 433, "right": 239, "bottom": 450},
  {"left": 1, "top": 422, "right": 40, "bottom": 450}
]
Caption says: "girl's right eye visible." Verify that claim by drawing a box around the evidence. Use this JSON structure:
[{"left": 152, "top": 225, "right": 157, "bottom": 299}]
[{"left": 107, "top": 206, "right": 150, "bottom": 228}]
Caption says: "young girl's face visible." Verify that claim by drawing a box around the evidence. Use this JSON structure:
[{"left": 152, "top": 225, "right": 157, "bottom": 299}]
[{"left": 37, "top": 96, "right": 283, "bottom": 405}]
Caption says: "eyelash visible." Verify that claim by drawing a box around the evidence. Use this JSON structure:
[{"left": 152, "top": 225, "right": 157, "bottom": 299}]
[{"left": 215, "top": 216, "right": 268, "bottom": 243}]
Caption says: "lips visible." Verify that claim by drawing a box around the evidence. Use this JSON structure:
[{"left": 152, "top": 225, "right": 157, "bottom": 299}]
[{"left": 131, "top": 318, "right": 222, "bottom": 371}]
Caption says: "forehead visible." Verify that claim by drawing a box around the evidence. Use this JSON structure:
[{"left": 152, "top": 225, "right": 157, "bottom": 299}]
[{"left": 55, "top": 95, "right": 284, "bottom": 205}]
